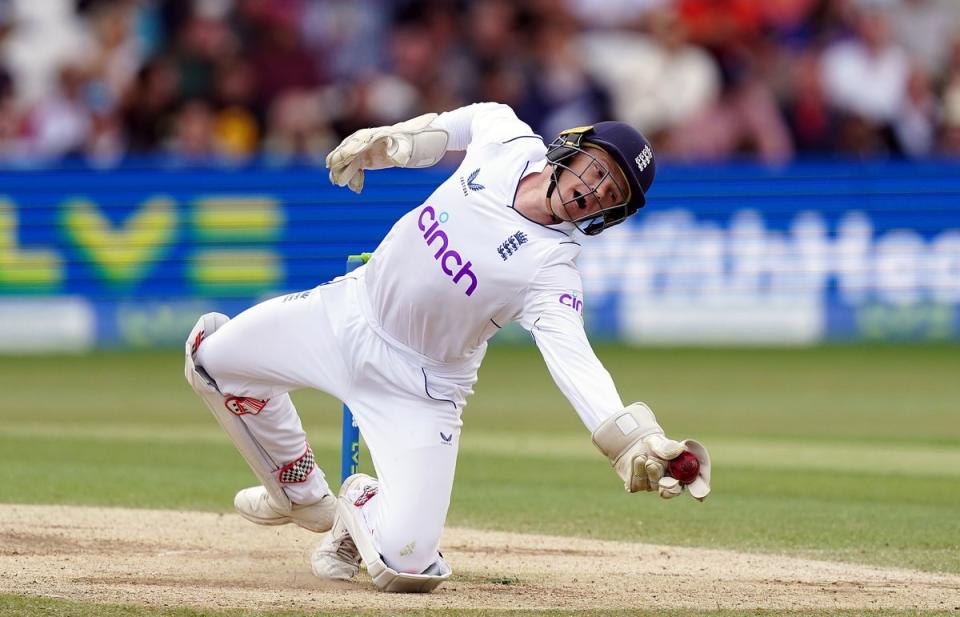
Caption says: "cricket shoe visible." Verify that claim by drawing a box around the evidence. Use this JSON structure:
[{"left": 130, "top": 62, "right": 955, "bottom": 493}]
[
  {"left": 310, "top": 513, "right": 361, "bottom": 580},
  {"left": 234, "top": 486, "right": 335, "bottom": 533},
  {"left": 310, "top": 473, "right": 374, "bottom": 580}
]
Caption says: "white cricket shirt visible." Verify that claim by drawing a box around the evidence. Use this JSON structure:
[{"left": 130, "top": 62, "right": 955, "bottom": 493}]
[{"left": 358, "top": 103, "right": 624, "bottom": 431}]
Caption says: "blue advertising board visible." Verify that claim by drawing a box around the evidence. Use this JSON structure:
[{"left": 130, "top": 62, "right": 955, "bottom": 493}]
[
  {"left": 580, "top": 161, "right": 960, "bottom": 344},
  {"left": 0, "top": 160, "right": 957, "bottom": 350}
]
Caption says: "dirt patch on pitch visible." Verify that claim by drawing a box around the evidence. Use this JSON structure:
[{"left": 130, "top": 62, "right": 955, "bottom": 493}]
[{"left": 1, "top": 504, "right": 958, "bottom": 612}]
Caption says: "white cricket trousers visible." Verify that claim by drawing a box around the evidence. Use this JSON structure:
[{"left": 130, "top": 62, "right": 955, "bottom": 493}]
[{"left": 195, "top": 274, "right": 473, "bottom": 574}]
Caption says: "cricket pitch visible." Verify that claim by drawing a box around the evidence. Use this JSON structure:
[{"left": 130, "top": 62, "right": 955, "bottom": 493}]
[{"left": 1, "top": 504, "right": 957, "bottom": 612}]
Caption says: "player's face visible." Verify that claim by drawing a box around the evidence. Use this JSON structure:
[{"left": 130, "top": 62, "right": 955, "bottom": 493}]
[{"left": 550, "top": 149, "right": 628, "bottom": 224}]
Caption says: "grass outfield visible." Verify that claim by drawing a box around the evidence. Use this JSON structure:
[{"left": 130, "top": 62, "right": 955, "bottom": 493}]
[{"left": 1, "top": 344, "right": 959, "bottom": 615}]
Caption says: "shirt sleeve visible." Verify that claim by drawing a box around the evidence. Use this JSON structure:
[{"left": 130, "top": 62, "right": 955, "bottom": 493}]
[
  {"left": 432, "top": 102, "right": 538, "bottom": 151},
  {"left": 519, "top": 248, "right": 624, "bottom": 432}
]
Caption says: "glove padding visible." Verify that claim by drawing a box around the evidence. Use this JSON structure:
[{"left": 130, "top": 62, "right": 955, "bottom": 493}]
[
  {"left": 326, "top": 113, "right": 449, "bottom": 193},
  {"left": 680, "top": 438, "right": 711, "bottom": 501},
  {"left": 592, "top": 402, "right": 710, "bottom": 500}
]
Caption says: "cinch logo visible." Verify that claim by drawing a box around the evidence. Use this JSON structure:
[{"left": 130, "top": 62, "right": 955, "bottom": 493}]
[
  {"left": 418, "top": 205, "right": 479, "bottom": 296},
  {"left": 635, "top": 145, "right": 653, "bottom": 172},
  {"left": 559, "top": 292, "right": 583, "bottom": 313}
]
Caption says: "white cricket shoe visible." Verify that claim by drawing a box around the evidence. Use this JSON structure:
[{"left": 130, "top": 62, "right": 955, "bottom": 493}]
[
  {"left": 234, "top": 486, "right": 335, "bottom": 533},
  {"left": 311, "top": 514, "right": 361, "bottom": 580}
]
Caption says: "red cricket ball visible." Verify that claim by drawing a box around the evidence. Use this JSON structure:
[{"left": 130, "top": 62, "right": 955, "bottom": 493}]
[{"left": 668, "top": 451, "right": 700, "bottom": 485}]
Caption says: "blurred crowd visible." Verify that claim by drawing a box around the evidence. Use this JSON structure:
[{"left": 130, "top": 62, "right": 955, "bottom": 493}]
[{"left": 0, "top": 0, "right": 959, "bottom": 165}]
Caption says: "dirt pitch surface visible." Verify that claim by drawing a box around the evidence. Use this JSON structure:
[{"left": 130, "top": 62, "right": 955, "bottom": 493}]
[{"left": 2, "top": 504, "right": 959, "bottom": 613}]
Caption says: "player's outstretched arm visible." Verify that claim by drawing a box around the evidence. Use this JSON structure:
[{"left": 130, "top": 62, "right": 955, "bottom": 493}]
[
  {"left": 521, "top": 264, "right": 712, "bottom": 502},
  {"left": 326, "top": 113, "right": 450, "bottom": 193},
  {"left": 592, "top": 402, "right": 712, "bottom": 501}
]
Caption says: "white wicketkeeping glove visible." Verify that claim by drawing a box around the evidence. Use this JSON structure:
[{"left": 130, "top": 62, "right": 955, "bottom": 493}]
[
  {"left": 680, "top": 438, "right": 712, "bottom": 501},
  {"left": 592, "top": 402, "right": 711, "bottom": 500},
  {"left": 325, "top": 113, "right": 449, "bottom": 193}
]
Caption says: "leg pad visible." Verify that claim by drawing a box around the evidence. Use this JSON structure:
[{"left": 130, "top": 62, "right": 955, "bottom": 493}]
[
  {"left": 337, "top": 474, "right": 451, "bottom": 593},
  {"left": 367, "top": 555, "right": 451, "bottom": 593},
  {"left": 184, "top": 312, "right": 293, "bottom": 511}
]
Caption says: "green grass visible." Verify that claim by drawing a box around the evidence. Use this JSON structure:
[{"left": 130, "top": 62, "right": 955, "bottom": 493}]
[{"left": 1, "top": 345, "right": 959, "bottom": 614}]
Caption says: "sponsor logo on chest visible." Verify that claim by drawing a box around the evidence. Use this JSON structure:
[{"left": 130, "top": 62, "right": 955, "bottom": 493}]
[{"left": 417, "top": 205, "right": 479, "bottom": 296}]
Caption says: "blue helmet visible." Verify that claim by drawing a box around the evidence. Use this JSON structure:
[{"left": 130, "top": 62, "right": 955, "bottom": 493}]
[{"left": 546, "top": 122, "right": 656, "bottom": 235}]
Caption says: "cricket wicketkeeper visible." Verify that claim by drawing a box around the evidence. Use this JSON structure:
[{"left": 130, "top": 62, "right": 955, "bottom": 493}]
[{"left": 184, "top": 102, "right": 711, "bottom": 593}]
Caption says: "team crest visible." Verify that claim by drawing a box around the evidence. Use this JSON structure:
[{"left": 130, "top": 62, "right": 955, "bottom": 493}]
[
  {"left": 497, "top": 230, "right": 528, "bottom": 261},
  {"left": 635, "top": 145, "right": 653, "bottom": 172}
]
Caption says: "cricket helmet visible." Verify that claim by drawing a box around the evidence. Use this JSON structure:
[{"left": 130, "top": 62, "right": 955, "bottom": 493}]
[{"left": 545, "top": 122, "right": 656, "bottom": 235}]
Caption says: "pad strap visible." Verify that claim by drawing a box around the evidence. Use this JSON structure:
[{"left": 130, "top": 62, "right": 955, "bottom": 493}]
[{"left": 278, "top": 446, "right": 316, "bottom": 484}]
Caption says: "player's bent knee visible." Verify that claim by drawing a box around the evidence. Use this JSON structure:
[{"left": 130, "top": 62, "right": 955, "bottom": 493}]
[
  {"left": 184, "top": 311, "right": 293, "bottom": 510},
  {"left": 186, "top": 313, "right": 230, "bottom": 355},
  {"left": 367, "top": 553, "right": 452, "bottom": 593},
  {"left": 336, "top": 477, "right": 451, "bottom": 593},
  {"left": 378, "top": 535, "right": 442, "bottom": 576},
  {"left": 184, "top": 312, "right": 230, "bottom": 388}
]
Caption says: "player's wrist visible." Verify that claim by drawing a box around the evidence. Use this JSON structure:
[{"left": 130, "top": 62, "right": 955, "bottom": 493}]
[{"left": 591, "top": 403, "right": 664, "bottom": 465}]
